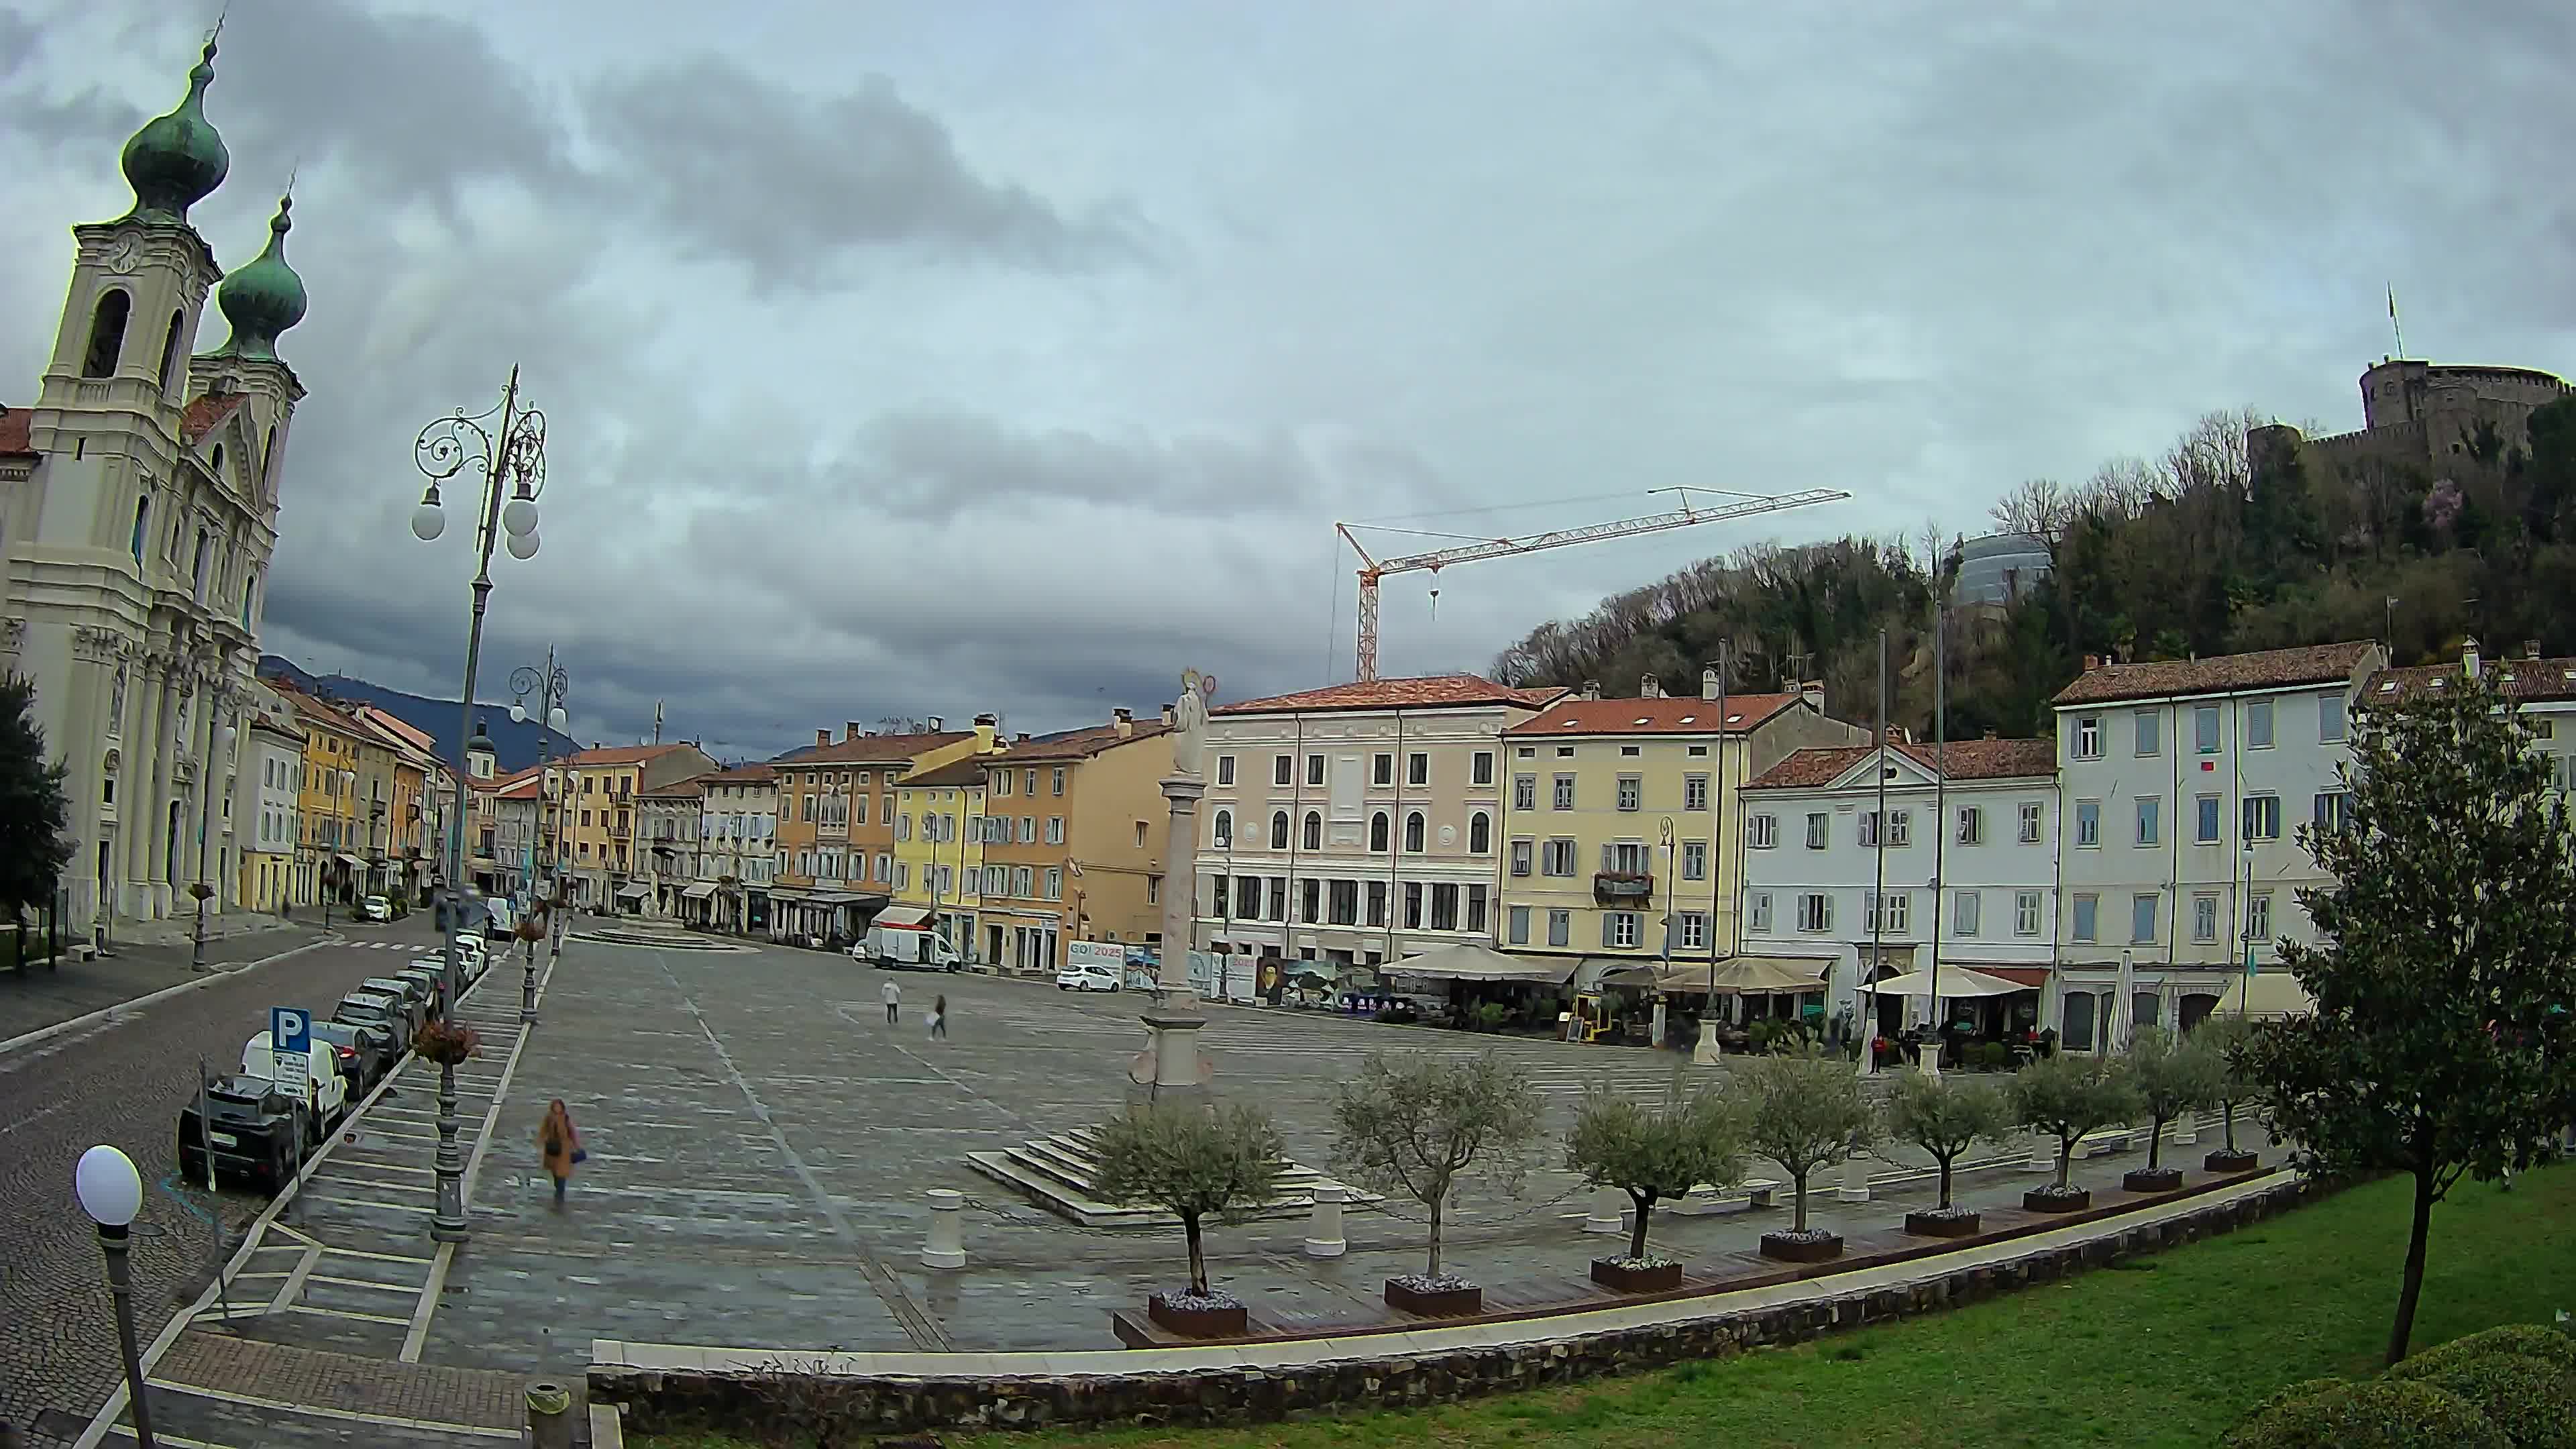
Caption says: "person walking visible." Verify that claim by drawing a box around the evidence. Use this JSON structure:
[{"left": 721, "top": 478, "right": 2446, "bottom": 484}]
[
  {"left": 881, "top": 976, "right": 900, "bottom": 1026},
  {"left": 929, "top": 993, "right": 948, "bottom": 1041},
  {"left": 537, "top": 1099, "right": 583, "bottom": 1210}
]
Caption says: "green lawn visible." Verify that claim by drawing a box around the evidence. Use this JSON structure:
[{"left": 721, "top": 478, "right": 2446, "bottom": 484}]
[{"left": 638, "top": 1163, "right": 2575, "bottom": 1449}]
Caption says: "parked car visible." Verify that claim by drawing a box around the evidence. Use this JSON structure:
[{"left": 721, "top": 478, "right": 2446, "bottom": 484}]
[
  {"left": 426, "top": 934, "right": 488, "bottom": 984},
  {"left": 362, "top": 975, "right": 436, "bottom": 1030},
  {"left": 308, "top": 1018, "right": 395, "bottom": 1093},
  {"left": 178, "top": 1075, "right": 304, "bottom": 1189},
  {"left": 335, "top": 989, "right": 415, "bottom": 1050},
  {"left": 1056, "top": 963, "right": 1120, "bottom": 992},
  {"left": 394, "top": 967, "right": 451, "bottom": 1019},
  {"left": 358, "top": 894, "right": 394, "bottom": 922},
  {"left": 239, "top": 1030, "right": 349, "bottom": 1146}
]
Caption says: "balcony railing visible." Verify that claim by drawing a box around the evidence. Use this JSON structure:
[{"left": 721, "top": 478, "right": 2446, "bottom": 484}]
[
  {"left": 1593, "top": 871, "right": 1654, "bottom": 904},
  {"left": 608, "top": 824, "right": 632, "bottom": 840}
]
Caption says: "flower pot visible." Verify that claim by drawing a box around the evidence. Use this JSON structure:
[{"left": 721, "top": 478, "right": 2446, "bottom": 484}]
[
  {"left": 1146, "top": 1291, "right": 1248, "bottom": 1338},
  {"left": 2204, "top": 1148, "right": 2260, "bottom": 1173},
  {"left": 2023, "top": 1186, "right": 2092, "bottom": 1214},
  {"left": 1383, "top": 1276, "right": 1483, "bottom": 1317},
  {"left": 1903, "top": 1208, "right": 1982, "bottom": 1238},
  {"left": 2122, "top": 1167, "right": 2184, "bottom": 1194},
  {"left": 1590, "top": 1256, "right": 1684, "bottom": 1293},
  {"left": 1760, "top": 1230, "right": 1845, "bottom": 1263}
]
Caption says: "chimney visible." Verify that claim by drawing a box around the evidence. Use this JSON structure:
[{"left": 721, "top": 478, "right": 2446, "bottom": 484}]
[
  {"left": 845, "top": 720, "right": 862, "bottom": 741},
  {"left": 1983, "top": 729, "right": 1998, "bottom": 741},
  {"left": 1799, "top": 679, "right": 1826, "bottom": 713},
  {"left": 973, "top": 712, "right": 998, "bottom": 751},
  {"left": 816, "top": 728, "right": 830, "bottom": 747},
  {"left": 1015, "top": 733, "right": 1032, "bottom": 745},
  {"left": 1701, "top": 667, "right": 1721, "bottom": 701},
  {"left": 2525, "top": 639, "right": 2542, "bottom": 660},
  {"left": 1580, "top": 679, "right": 1603, "bottom": 701},
  {"left": 926, "top": 716, "right": 943, "bottom": 732},
  {"left": 1114, "top": 706, "right": 1135, "bottom": 737},
  {"left": 2463, "top": 636, "right": 2481, "bottom": 679},
  {"left": 1644, "top": 674, "right": 1665, "bottom": 698},
  {"left": 1157, "top": 704, "right": 1174, "bottom": 728},
  {"left": 2083, "top": 653, "right": 2101, "bottom": 672}
]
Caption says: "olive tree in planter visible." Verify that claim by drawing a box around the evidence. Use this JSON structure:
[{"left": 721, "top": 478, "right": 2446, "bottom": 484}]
[
  {"left": 1562, "top": 1086, "right": 1746, "bottom": 1292},
  {"left": 2009, "top": 1051, "right": 2141, "bottom": 1213},
  {"left": 2193, "top": 1014, "right": 2265, "bottom": 1172},
  {"left": 1883, "top": 1067, "right": 2015, "bottom": 1238},
  {"left": 2121, "top": 1026, "right": 2224, "bottom": 1192},
  {"left": 1091, "top": 1102, "right": 1288, "bottom": 1338},
  {"left": 1739, "top": 1044, "right": 1878, "bottom": 1262},
  {"left": 1330, "top": 1051, "right": 1542, "bottom": 1317}
]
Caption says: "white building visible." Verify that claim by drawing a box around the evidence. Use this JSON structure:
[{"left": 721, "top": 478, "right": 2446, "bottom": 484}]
[
  {"left": 2365, "top": 639, "right": 2576, "bottom": 789},
  {"left": 2050, "top": 641, "right": 2384, "bottom": 1046},
  {"left": 696, "top": 762, "right": 777, "bottom": 933},
  {"left": 1740, "top": 737, "right": 2061, "bottom": 1038},
  {"left": 233, "top": 687, "right": 302, "bottom": 912},
  {"left": 637, "top": 775, "right": 705, "bottom": 918},
  {"left": 1194, "top": 675, "right": 1562, "bottom": 973},
  {"left": 0, "top": 41, "right": 309, "bottom": 930}
]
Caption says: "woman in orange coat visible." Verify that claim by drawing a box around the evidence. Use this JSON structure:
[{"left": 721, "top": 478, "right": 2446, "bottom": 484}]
[{"left": 536, "top": 1099, "right": 582, "bottom": 1208}]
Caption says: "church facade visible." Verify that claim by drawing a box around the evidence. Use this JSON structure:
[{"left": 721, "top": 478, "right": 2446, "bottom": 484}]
[{"left": 0, "top": 37, "right": 309, "bottom": 931}]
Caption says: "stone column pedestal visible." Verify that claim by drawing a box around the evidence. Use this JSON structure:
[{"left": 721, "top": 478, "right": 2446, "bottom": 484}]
[
  {"left": 2174, "top": 1115, "right": 2198, "bottom": 1147},
  {"left": 1920, "top": 1041, "right": 1943, "bottom": 1077},
  {"left": 922, "top": 1189, "right": 965, "bottom": 1269},
  {"left": 1303, "top": 1184, "right": 1347, "bottom": 1257},
  {"left": 1582, "top": 1187, "right": 1627, "bottom": 1234},
  {"left": 1693, "top": 1019, "right": 1721, "bottom": 1065},
  {"left": 1834, "top": 1154, "right": 1872, "bottom": 1203}
]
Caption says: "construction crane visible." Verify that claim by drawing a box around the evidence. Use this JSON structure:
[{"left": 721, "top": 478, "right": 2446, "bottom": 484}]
[{"left": 1336, "top": 486, "right": 1851, "bottom": 682}]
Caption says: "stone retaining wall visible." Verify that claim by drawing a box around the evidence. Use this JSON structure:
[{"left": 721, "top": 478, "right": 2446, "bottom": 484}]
[{"left": 594, "top": 1177, "right": 2320, "bottom": 1440}]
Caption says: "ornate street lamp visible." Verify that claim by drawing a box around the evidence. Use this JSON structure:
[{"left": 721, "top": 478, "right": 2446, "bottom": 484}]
[{"left": 409, "top": 366, "right": 547, "bottom": 1244}]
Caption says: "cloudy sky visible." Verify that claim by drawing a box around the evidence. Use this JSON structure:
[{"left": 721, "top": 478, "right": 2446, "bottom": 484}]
[{"left": 7, "top": 1, "right": 2574, "bottom": 759}]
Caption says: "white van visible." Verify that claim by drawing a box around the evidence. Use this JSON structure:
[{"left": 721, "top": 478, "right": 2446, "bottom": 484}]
[
  {"left": 484, "top": 897, "right": 517, "bottom": 941},
  {"left": 241, "top": 1028, "right": 349, "bottom": 1143}
]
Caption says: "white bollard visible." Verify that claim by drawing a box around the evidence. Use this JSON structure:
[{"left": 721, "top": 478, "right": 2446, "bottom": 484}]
[
  {"left": 1693, "top": 1019, "right": 1721, "bottom": 1065},
  {"left": 1834, "top": 1152, "right": 1871, "bottom": 1203},
  {"left": 2174, "top": 1113, "right": 2198, "bottom": 1147},
  {"left": 922, "top": 1189, "right": 966, "bottom": 1270},
  {"left": 1303, "top": 1184, "right": 1348, "bottom": 1258},
  {"left": 1582, "top": 1186, "right": 1627, "bottom": 1234},
  {"left": 1920, "top": 1041, "right": 1943, "bottom": 1078},
  {"left": 2022, "top": 1134, "right": 2057, "bottom": 1173}
]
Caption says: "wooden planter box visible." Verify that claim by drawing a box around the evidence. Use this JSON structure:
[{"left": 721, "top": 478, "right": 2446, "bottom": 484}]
[
  {"left": 2023, "top": 1187, "right": 2092, "bottom": 1214},
  {"left": 2123, "top": 1167, "right": 2184, "bottom": 1194},
  {"left": 1902, "top": 1210, "right": 1982, "bottom": 1239},
  {"left": 2204, "top": 1148, "right": 2261, "bottom": 1173},
  {"left": 1146, "top": 1293, "right": 1248, "bottom": 1338},
  {"left": 1759, "top": 1232, "right": 1845, "bottom": 1263},
  {"left": 1383, "top": 1278, "right": 1483, "bottom": 1317},
  {"left": 1590, "top": 1257, "right": 1684, "bottom": 1293}
]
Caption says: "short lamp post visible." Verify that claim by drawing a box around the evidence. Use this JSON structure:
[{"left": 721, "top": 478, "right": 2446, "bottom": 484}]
[
  {"left": 410, "top": 365, "right": 548, "bottom": 1246},
  {"left": 75, "top": 1145, "right": 156, "bottom": 1448},
  {"left": 510, "top": 653, "right": 569, "bottom": 1024}
]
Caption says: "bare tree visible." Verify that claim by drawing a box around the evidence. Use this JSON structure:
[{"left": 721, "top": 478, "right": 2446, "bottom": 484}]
[{"left": 1989, "top": 476, "right": 2074, "bottom": 553}]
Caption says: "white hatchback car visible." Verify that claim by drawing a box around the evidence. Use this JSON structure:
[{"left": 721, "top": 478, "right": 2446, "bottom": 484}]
[{"left": 1055, "top": 963, "right": 1120, "bottom": 992}]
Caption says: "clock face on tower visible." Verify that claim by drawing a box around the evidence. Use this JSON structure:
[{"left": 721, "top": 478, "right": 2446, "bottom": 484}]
[{"left": 105, "top": 235, "right": 142, "bottom": 275}]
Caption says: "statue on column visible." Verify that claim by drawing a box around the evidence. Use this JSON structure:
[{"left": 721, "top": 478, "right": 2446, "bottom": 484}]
[{"left": 1171, "top": 669, "right": 1212, "bottom": 779}]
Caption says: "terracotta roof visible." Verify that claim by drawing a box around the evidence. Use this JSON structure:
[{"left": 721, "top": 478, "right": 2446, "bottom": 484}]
[
  {"left": 775, "top": 731, "right": 973, "bottom": 765},
  {"left": 639, "top": 775, "right": 709, "bottom": 799},
  {"left": 488, "top": 772, "right": 543, "bottom": 800},
  {"left": 180, "top": 393, "right": 246, "bottom": 444},
  {"left": 701, "top": 763, "right": 776, "bottom": 784},
  {"left": 272, "top": 682, "right": 366, "bottom": 739},
  {"left": 1505, "top": 694, "right": 1803, "bottom": 737},
  {"left": 1212, "top": 675, "right": 1564, "bottom": 716},
  {"left": 901, "top": 757, "right": 996, "bottom": 790},
  {"left": 563, "top": 743, "right": 690, "bottom": 767},
  {"left": 0, "top": 406, "right": 33, "bottom": 458},
  {"left": 2366, "top": 655, "right": 2576, "bottom": 706},
  {"left": 1746, "top": 737, "right": 2059, "bottom": 791},
  {"left": 2051, "top": 641, "right": 2379, "bottom": 706},
  {"left": 987, "top": 720, "right": 1171, "bottom": 763}
]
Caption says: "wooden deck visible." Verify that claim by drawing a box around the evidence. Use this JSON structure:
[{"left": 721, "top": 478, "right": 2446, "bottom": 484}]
[{"left": 1112, "top": 1163, "right": 2275, "bottom": 1348}]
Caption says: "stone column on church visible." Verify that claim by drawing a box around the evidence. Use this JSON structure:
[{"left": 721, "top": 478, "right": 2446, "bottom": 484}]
[
  {"left": 125, "top": 660, "right": 166, "bottom": 916},
  {"left": 148, "top": 665, "right": 188, "bottom": 919}
]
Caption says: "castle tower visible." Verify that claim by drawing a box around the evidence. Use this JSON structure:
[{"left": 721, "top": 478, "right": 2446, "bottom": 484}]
[{"left": 1, "top": 36, "right": 311, "bottom": 932}]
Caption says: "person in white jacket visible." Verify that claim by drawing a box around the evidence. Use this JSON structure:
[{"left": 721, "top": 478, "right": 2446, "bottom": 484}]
[{"left": 881, "top": 977, "right": 900, "bottom": 1026}]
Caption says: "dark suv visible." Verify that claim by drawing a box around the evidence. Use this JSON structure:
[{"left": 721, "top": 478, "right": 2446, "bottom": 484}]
[
  {"left": 178, "top": 1075, "right": 305, "bottom": 1190},
  {"left": 309, "top": 1018, "right": 396, "bottom": 1093}
]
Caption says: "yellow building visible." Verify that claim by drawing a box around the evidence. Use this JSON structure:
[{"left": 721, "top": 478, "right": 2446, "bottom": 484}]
[
  {"left": 766, "top": 718, "right": 994, "bottom": 945},
  {"left": 354, "top": 706, "right": 440, "bottom": 903},
  {"left": 1496, "top": 679, "right": 1864, "bottom": 971},
  {"left": 975, "top": 711, "right": 1173, "bottom": 974},
  {"left": 892, "top": 754, "right": 995, "bottom": 955},
  {"left": 276, "top": 684, "right": 369, "bottom": 906},
  {"left": 558, "top": 743, "right": 717, "bottom": 910}
]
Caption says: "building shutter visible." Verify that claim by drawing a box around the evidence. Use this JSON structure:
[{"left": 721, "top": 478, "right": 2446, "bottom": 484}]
[{"left": 1599, "top": 912, "right": 1614, "bottom": 947}]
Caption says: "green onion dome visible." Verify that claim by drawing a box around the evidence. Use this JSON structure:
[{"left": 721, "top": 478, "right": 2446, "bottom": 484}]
[{"left": 120, "top": 41, "right": 229, "bottom": 225}]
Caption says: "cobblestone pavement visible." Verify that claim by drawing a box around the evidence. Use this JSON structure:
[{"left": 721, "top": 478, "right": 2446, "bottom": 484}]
[{"left": 0, "top": 916, "right": 457, "bottom": 1448}]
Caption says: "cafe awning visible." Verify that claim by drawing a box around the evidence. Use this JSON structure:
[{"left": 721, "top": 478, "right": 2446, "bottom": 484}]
[
  {"left": 1863, "top": 965, "right": 2027, "bottom": 998},
  {"left": 875, "top": 905, "right": 932, "bottom": 928},
  {"left": 680, "top": 883, "right": 718, "bottom": 900},
  {"left": 333, "top": 853, "right": 364, "bottom": 869},
  {"left": 1387, "top": 943, "right": 1578, "bottom": 985},
  {"left": 614, "top": 883, "right": 650, "bottom": 901},
  {"left": 1605, "top": 955, "right": 1832, "bottom": 995}
]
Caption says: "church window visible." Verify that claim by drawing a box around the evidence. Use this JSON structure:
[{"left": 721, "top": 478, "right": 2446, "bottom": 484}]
[
  {"left": 211, "top": 444, "right": 225, "bottom": 482},
  {"left": 129, "top": 497, "right": 149, "bottom": 565},
  {"left": 241, "top": 570, "right": 258, "bottom": 627},
  {"left": 156, "top": 311, "right": 184, "bottom": 392},
  {"left": 83, "top": 289, "right": 130, "bottom": 378},
  {"left": 192, "top": 528, "right": 211, "bottom": 600}
]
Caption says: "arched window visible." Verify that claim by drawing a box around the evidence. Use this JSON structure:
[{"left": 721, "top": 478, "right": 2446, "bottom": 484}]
[
  {"left": 1211, "top": 808, "right": 1232, "bottom": 849},
  {"left": 83, "top": 289, "right": 131, "bottom": 378},
  {"left": 262, "top": 425, "right": 278, "bottom": 496},
  {"left": 1404, "top": 811, "right": 1426, "bottom": 853},
  {"left": 211, "top": 443, "right": 225, "bottom": 482},
  {"left": 1468, "top": 811, "right": 1491, "bottom": 854},
  {"left": 156, "top": 310, "right": 184, "bottom": 392},
  {"left": 1269, "top": 810, "right": 1289, "bottom": 849},
  {"left": 241, "top": 569, "right": 258, "bottom": 627},
  {"left": 1301, "top": 810, "right": 1322, "bottom": 851},
  {"left": 191, "top": 528, "right": 211, "bottom": 600},
  {"left": 1368, "top": 811, "right": 1389, "bottom": 853},
  {"left": 129, "top": 496, "right": 149, "bottom": 565}
]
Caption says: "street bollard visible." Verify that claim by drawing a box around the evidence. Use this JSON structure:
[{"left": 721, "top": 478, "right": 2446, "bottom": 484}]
[
  {"left": 922, "top": 1189, "right": 966, "bottom": 1270},
  {"left": 526, "top": 1380, "right": 574, "bottom": 1449},
  {"left": 1582, "top": 1186, "right": 1626, "bottom": 1234},
  {"left": 2022, "top": 1134, "right": 2057, "bottom": 1173},
  {"left": 1834, "top": 1152, "right": 1872, "bottom": 1203},
  {"left": 1303, "top": 1184, "right": 1348, "bottom": 1258},
  {"left": 2174, "top": 1113, "right": 2198, "bottom": 1147}
]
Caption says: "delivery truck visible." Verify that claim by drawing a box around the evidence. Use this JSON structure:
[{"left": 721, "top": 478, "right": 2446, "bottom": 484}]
[{"left": 853, "top": 922, "right": 963, "bottom": 971}]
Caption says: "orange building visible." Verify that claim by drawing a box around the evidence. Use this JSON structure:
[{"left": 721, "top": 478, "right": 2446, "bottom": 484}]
[
  {"left": 973, "top": 709, "right": 1173, "bottom": 973},
  {"left": 766, "top": 718, "right": 998, "bottom": 946}
]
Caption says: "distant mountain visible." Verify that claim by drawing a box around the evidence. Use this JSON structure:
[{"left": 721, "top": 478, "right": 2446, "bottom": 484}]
[{"left": 258, "top": 655, "right": 578, "bottom": 775}]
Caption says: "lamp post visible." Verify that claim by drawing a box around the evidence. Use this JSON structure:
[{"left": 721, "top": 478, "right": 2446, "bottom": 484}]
[
  {"left": 74, "top": 1144, "right": 156, "bottom": 1448},
  {"left": 334, "top": 767, "right": 355, "bottom": 918},
  {"left": 188, "top": 722, "right": 235, "bottom": 972},
  {"left": 510, "top": 651, "right": 570, "bottom": 1024},
  {"left": 410, "top": 366, "right": 548, "bottom": 1245}
]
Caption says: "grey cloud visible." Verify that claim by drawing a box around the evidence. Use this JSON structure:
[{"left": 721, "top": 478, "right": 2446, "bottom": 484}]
[
  {"left": 830, "top": 411, "right": 1336, "bottom": 523},
  {"left": 581, "top": 56, "right": 1150, "bottom": 290}
]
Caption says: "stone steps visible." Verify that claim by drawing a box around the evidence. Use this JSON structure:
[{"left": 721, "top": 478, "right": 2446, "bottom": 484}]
[{"left": 965, "top": 1133, "right": 1379, "bottom": 1229}]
